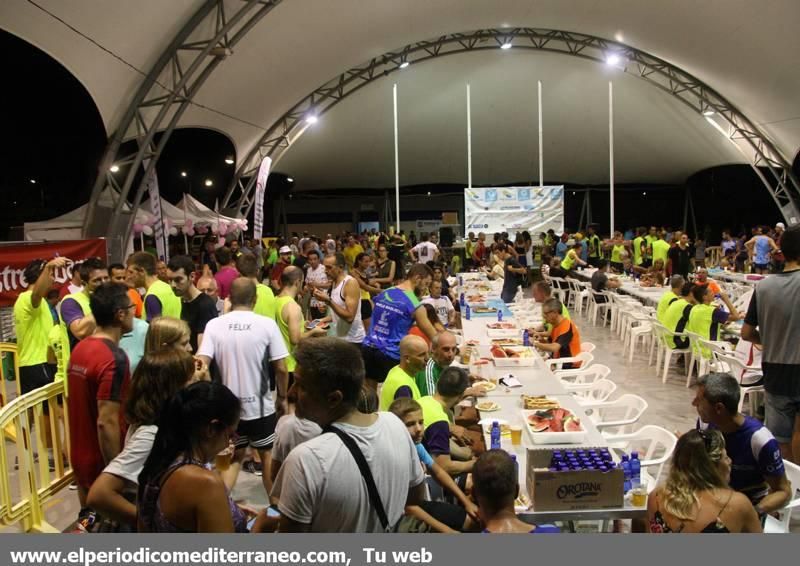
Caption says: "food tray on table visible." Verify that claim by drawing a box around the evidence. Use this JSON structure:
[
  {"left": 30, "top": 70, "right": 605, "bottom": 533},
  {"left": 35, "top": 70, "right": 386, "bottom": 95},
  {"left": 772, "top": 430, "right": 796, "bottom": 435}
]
[
  {"left": 485, "top": 321, "right": 519, "bottom": 338},
  {"left": 491, "top": 337, "right": 524, "bottom": 346},
  {"left": 522, "top": 404, "right": 586, "bottom": 444},
  {"left": 491, "top": 345, "right": 536, "bottom": 367}
]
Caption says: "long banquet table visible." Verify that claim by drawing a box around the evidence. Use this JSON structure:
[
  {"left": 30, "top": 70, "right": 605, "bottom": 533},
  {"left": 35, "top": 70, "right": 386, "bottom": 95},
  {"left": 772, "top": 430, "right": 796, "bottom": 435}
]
[{"left": 454, "top": 273, "right": 646, "bottom": 524}]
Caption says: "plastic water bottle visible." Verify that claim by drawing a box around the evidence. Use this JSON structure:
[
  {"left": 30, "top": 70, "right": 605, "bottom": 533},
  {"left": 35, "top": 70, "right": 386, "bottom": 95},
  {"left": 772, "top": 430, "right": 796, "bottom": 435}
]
[
  {"left": 465, "top": 304, "right": 471, "bottom": 320},
  {"left": 620, "top": 454, "right": 632, "bottom": 493},
  {"left": 522, "top": 329, "right": 531, "bottom": 346},
  {"left": 630, "top": 451, "right": 641, "bottom": 486},
  {"left": 459, "top": 292, "right": 465, "bottom": 307},
  {"left": 490, "top": 422, "right": 501, "bottom": 450},
  {"left": 510, "top": 454, "right": 519, "bottom": 476},
  {"left": 497, "top": 309, "right": 503, "bottom": 322}
]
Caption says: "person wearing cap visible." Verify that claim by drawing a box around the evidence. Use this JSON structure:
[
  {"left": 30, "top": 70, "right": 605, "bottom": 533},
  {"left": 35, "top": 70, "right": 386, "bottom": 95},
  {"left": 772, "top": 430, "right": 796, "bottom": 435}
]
[
  {"left": 772, "top": 222, "right": 786, "bottom": 273},
  {"left": 270, "top": 246, "right": 294, "bottom": 291}
]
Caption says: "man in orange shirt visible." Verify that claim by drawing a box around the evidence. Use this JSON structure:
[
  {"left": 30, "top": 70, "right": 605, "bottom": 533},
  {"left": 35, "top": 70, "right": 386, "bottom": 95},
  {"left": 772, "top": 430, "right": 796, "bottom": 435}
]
[
  {"left": 693, "top": 267, "right": 739, "bottom": 317},
  {"left": 533, "top": 298, "right": 582, "bottom": 369},
  {"left": 109, "top": 263, "right": 143, "bottom": 319}
]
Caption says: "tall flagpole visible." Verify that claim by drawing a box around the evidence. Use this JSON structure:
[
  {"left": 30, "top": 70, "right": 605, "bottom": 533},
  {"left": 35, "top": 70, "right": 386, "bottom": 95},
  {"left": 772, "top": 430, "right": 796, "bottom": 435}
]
[
  {"left": 609, "top": 81, "right": 615, "bottom": 236},
  {"left": 538, "top": 81, "right": 543, "bottom": 188},
  {"left": 467, "top": 84, "right": 472, "bottom": 190},
  {"left": 393, "top": 84, "right": 400, "bottom": 233}
]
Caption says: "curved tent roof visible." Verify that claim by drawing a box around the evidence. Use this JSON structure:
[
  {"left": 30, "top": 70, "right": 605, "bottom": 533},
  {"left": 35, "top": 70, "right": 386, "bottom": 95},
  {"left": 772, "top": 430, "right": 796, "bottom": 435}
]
[{"left": 3, "top": 0, "right": 799, "bottom": 192}]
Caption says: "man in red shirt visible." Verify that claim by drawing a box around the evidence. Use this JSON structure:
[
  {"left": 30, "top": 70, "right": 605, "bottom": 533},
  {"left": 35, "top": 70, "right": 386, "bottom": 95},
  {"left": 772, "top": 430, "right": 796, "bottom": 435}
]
[
  {"left": 67, "top": 282, "right": 133, "bottom": 526},
  {"left": 213, "top": 247, "right": 240, "bottom": 300}
]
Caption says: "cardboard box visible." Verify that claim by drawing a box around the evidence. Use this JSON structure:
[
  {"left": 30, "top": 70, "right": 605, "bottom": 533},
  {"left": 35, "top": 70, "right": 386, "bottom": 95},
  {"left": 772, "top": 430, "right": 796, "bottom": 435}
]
[
  {"left": 442, "top": 211, "right": 459, "bottom": 225},
  {"left": 525, "top": 447, "right": 624, "bottom": 511}
]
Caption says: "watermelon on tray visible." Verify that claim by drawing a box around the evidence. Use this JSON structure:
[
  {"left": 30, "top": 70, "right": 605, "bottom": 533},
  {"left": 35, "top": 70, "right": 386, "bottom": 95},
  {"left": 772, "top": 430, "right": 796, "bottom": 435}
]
[{"left": 522, "top": 408, "right": 586, "bottom": 444}]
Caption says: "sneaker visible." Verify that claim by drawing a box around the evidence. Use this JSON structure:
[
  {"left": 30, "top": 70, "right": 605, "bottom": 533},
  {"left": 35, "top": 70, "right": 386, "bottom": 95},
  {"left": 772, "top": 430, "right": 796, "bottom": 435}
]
[
  {"left": 242, "top": 460, "right": 263, "bottom": 476},
  {"left": 68, "top": 482, "right": 78, "bottom": 491},
  {"left": 72, "top": 508, "right": 96, "bottom": 533}
]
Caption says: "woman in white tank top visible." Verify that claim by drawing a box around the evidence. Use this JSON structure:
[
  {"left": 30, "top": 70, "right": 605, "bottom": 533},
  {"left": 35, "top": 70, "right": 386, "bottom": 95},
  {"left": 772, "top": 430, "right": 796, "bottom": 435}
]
[{"left": 328, "top": 275, "right": 365, "bottom": 343}]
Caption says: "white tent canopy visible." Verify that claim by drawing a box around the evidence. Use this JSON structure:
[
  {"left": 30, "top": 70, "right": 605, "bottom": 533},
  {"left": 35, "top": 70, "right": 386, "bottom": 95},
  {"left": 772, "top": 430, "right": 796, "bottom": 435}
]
[
  {"left": 24, "top": 190, "right": 243, "bottom": 242},
  {"left": 3, "top": 1, "right": 798, "bottom": 192}
]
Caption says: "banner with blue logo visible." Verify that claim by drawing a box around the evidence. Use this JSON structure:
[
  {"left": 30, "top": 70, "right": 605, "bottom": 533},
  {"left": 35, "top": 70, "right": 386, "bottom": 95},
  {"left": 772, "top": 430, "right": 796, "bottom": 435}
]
[{"left": 464, "top": 186, "right": 564, "bottom": 238}]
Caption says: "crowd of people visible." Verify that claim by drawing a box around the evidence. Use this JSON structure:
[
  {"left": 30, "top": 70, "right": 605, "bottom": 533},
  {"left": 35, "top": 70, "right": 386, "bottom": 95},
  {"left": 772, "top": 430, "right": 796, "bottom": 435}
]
[{"left": 9, "top": 220, "right": 799, "bottom": 534}]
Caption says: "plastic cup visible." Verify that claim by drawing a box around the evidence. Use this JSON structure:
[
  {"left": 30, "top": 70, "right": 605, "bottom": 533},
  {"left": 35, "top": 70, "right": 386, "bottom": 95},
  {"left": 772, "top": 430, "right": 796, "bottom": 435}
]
[
  {"left": 631, "top": 483, "right": 647, "bottom": 507},
  {"left": 510, "top": 425, "right": 523, "bottom": 445},
  {"left": 215, "top": 446, "right": 233, "bottom": 472}
]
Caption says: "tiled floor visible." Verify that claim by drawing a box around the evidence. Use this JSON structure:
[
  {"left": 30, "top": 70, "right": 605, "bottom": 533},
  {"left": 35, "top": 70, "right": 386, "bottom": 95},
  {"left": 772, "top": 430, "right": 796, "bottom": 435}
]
[{"left": 3, "top": 298, "right": 797, "bottom": 533}]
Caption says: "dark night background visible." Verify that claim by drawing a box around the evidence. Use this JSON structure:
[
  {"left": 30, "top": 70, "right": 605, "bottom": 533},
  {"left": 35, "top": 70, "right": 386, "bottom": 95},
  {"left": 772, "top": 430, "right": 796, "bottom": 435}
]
[{"left": 1, "top": 28, "right": 798, "bottom": 242}]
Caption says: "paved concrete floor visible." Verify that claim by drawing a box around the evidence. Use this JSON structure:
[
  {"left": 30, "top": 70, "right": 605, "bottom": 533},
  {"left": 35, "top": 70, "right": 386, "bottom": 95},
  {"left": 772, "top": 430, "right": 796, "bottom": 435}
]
[{"left": 3, "top": 301, "right": 796, "bottom": 533}]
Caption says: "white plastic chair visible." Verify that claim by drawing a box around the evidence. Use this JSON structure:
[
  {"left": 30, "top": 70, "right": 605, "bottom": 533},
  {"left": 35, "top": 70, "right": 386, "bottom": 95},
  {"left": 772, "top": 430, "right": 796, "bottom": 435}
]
[
  {"left": 555, "top": 363, "right": 611, "bottom": 385},
  {"left": 546, "top": 351, "right": 594, "bottom": 372},
  {"left": 652, "top": 322, "right": 691, "bottom": 384},
  {"left": 548, "top": 276, "right": 569, "bottom": 304},
  {"left": 588, "top": 290, "right": 611, "bottom": 327},
  {"left": 764, "top": 460, "right": 800, "bottom": 533},
  {"left": 626, "top": 317, "right": 653, "bottom": 363},
  {"left": 580, "top": 342, "right": 596, "bottom": 353},
  {"left": 582, "top": 394, "right": 649, "bottom": 435},
  {"left": 716, "top": 353, "right": 765, "bottom": 416},
  {"left": 573, "top": 281, "right": 592, "bottom": 315},
  {"left": 567, "top": 379, "right": 617, "bottom": 404},
  {"left": 603, "top": 425, "right": 677, "bottom": 493},
  {"left": 686, "top": 331, "right": 731, "bottom": 387}
]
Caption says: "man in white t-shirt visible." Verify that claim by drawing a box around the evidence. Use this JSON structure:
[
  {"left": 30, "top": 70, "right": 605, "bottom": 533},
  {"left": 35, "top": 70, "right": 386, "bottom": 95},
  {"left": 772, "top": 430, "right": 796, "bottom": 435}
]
[
  {"left": 197, "top": 277, "right": 289, "bottom": 497},
  {"left": 423, "top": 280, "right": 455, "bottom": 327},
  {"left": 409, "top": 232, "right": 439, "bottom": 264},
  {"left": 272, "top": 338, "right": 425, "bottom": 532}
]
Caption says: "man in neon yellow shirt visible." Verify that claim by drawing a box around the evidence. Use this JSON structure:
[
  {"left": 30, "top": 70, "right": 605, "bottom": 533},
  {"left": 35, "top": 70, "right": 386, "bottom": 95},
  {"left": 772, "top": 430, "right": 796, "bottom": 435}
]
[
  {"left": 59, "top": 258, "right": 109, "bottom": 350},
  {"left": 417, "top": 366, "right": 476, "bottom": 477},
  {"left": 657, "top": 275, "right": 685, "bottom": 322},
  {"left": 378, "top": 335, "right": 428, "bottom": 411},
  {"left": 644, "top": 226, "right": 658, "bottom": 267},
  {"left": 651, "top": 232, "right": 671, "bottom": 267},
  {"left": 126, "top": 252, "right": 181, "bottom": 321},
  {"left": 632, "top": 227, "right": 646, "bottom": 267},
  {"left": 237, "top": 253, "right": 275, "bottom": 319},
  {"left": 342, "top": 235, "right": 364, "bottom": 271},
  {"left": 14, "top": 257, "right": 68, "bottom": 393}
]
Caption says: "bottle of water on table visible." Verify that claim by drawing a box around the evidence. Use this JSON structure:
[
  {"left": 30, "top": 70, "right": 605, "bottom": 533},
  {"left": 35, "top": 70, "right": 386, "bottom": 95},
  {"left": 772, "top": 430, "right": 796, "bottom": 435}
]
[{"left": 490, "top": 421, "right": 501, "bottom": 450}]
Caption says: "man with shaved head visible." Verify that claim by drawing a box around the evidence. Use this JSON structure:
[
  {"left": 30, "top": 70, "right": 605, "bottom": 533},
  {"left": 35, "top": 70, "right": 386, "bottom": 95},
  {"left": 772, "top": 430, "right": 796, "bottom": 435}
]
[
  {"left": 197, "top": 277, "right": 290, "bottom": 497},
  {"left": 378, "top": 335, "right": 429, "bottom": 411}
]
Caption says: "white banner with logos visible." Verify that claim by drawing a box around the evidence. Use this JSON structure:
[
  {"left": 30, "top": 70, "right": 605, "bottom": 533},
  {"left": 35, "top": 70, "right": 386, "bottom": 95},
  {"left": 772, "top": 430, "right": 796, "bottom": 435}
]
[
  {"left": 464, "top": 186, "right": 564, "bottom": 238},
  {"left": 253, "top": 156, "right": 271, "bottom": 241},
  {"left": 144, "top": 160, "right": 167, "bottom": 261}
]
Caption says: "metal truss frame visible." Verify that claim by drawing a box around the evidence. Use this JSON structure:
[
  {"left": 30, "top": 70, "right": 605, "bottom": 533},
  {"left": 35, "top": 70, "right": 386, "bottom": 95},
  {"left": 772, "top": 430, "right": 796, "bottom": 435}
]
[
  {"left": 223, "top": 27, "right": 800, "bottom": 224},
  {"left": 82, "top": 0, "right": 283, "bottom": 258}
]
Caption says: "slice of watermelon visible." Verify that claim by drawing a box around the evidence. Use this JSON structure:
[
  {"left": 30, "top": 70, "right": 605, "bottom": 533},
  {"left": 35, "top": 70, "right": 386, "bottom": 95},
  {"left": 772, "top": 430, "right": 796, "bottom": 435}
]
[
  {"left": 527, "top": 415, "right": 550, "bottom": 432},
  {"left": 564, "top": 417, "right": 582, "bottom": 432}
]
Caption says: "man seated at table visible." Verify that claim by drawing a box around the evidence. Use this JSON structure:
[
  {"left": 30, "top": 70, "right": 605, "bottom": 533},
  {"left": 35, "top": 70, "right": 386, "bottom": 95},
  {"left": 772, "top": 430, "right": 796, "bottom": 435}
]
[
  {"left": 533, "top": 298, "right": 582, "bottom": 369},
  {"left": 657, "top": 275, "right": 685, "bottom": 322},
  {"left": 686, "top": 284, "right": 740, "bottom": 349},
  {"left": 590, "top": 259, "right": 621, "bottom": 303},
  {"left": 694, "top": 372, "right": 791, "bottom": 520},
  {"left": 662, "top": 282, "right": 696, "bottom": 349},
  {"left": 418, "top": 367, "right": 476, "bottom": 478},
  {"left": 378, "top": 335, "right": 428, "bottom": 411},
  {"left": 693, "top": 267, "right": 739, "bottom": 318}
]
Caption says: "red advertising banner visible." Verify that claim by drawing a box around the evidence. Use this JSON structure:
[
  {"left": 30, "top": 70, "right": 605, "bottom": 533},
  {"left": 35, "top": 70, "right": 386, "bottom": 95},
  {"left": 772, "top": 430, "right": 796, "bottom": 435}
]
[{"left": 0, "top": 239, "right": 107, "bottom": 307}]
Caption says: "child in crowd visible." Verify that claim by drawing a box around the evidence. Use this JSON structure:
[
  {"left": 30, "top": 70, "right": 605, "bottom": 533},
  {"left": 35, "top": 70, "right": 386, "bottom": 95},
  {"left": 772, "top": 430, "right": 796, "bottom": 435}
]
[{"left": 389, "top": 398, "right": 479, "bottom": 532}]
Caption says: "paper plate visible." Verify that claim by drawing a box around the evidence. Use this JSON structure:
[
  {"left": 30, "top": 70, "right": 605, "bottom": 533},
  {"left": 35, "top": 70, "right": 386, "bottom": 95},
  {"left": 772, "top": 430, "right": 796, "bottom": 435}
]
[{"left": 476, "top": 401, "right": 501, "bottom": 412}]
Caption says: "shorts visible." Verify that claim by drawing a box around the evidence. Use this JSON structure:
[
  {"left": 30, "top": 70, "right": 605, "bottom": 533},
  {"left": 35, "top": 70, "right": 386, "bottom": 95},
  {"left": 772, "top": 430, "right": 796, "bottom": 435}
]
[
  {"left": 360, "top": 299, "right": 373, "bottom": 320},
  {"left": 19, "top": 363, "right": 56, "bottom": 395},
  {"left": 234, "top": 413, "right": 278, "bottom": 450},
  {"left": 360, "top": 344, "right": 398, "bottom": 383},
  {"left": 20, "top": 363, "right": 56, "bottom": 415},
  {"left": 764, "top": 391, "right": 800, "bottom": 444}
]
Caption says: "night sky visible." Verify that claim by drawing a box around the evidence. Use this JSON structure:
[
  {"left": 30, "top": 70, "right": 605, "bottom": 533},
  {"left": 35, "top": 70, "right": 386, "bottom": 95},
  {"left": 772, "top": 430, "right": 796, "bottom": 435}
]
[{"left": 1, "top": 28, "right": 797, "bottom": 242}]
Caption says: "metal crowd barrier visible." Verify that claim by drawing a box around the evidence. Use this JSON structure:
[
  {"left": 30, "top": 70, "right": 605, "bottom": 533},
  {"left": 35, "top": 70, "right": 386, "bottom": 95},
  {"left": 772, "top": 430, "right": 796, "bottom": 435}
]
[
  {"left": 1, "top": 343, "right": 21, "bottom": 442},
  {"left": 0, "top": 380, "right": 73, "bottom": 532}
]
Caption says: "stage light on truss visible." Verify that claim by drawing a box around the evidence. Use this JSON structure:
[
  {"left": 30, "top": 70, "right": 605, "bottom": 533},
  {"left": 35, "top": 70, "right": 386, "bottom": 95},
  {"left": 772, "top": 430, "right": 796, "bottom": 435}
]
[
  {"left": 109, "top": 165, "right": 120, "bottom": 173},
  {"left": 305, "top": 114, "right": 319, "bottom": 125},
  {"left": 399, "top": 61, "right": 410, "bottom": 69}
]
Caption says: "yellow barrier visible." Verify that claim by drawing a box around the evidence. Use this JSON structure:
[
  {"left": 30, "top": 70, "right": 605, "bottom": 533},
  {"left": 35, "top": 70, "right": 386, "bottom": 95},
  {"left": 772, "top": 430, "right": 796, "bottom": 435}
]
[
  {"left": 0, "top": 343, "right": 20, "bottom": 442},
  {"left": 0, "top": 380, "right": 73, "bottom": 532}
]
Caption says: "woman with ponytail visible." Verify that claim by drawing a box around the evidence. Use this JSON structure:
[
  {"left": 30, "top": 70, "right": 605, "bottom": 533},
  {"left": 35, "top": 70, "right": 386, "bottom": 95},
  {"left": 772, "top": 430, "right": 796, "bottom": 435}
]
[
  {"left": 137, "top": 381, "right": 246, "bottom": 532},
  {"left": 87, "top": 349, "right": 195, "bottom": 529},
  {"left": 647, "top": 429, "right": 762, "bottom": 533}
]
